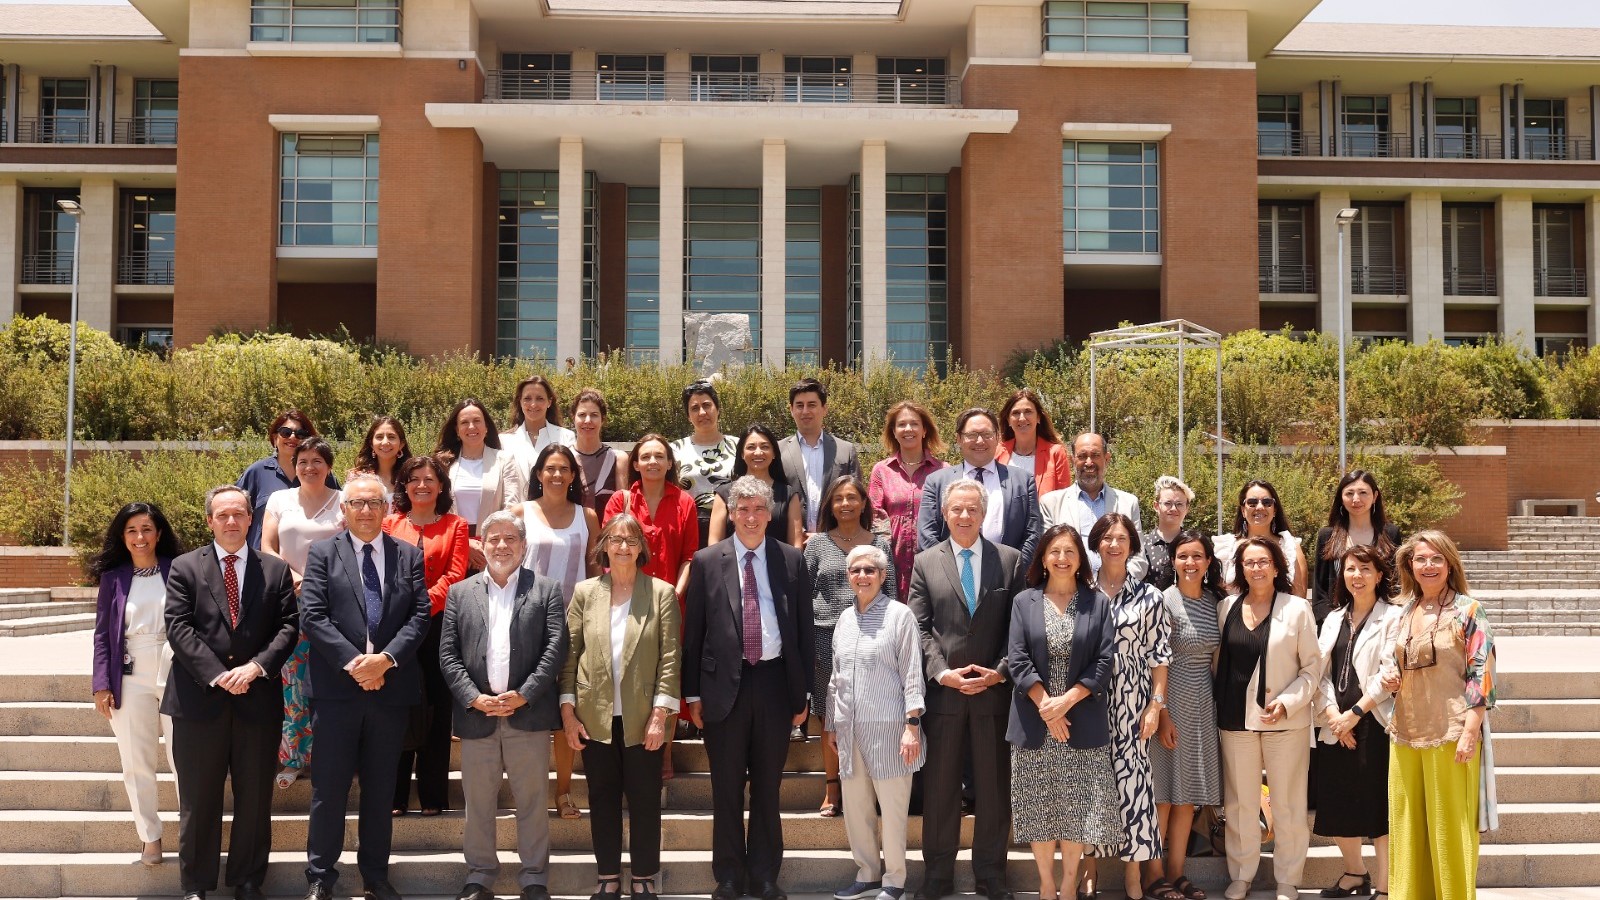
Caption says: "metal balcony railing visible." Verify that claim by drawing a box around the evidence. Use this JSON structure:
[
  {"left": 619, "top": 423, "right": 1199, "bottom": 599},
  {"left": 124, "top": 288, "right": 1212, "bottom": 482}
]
[
  {"left": 118, "top": 254, "right": 175, "bottom": 286},
  {"left": 1258, "top": 264, "right": 1316, "bottom": 293},
  {"left": 1431, "top": 133, "right": 1500, "bottom": 160},
  {"left": 1257, "top": 128, "right": 1315, "bottom": 157},
  {"left": 1535, "top": 267, "right": 1588, "bottom": 297},
  {"left": 486, "top": 71, "right": 961, "bottom": 106},
  {"left": 113, "top": 118, "right": 178, "bottom": 145},
  {"left": 21, "top": 251, "right": 75, "bottom": 285},
  {"left": 1520, "top": 135, "right": 1594, "bottom": 161},
  {"left": 1443, "top": 267, "right": 1497, "bottom": 296},
  {"left": 1341, "top": 131, "right": 1410, "bottom": 158},
  {"left": 13, "top": 116, "right": 94, "bottom": 144},
  {"left": 1350, "top": 265, "right": 1407, "bottom": 295}
]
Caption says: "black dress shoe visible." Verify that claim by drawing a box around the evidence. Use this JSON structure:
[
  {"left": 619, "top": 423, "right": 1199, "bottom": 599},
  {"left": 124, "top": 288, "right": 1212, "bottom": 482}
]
[
  {"left": 304, "top": 883, "right": 333, "bottom": 900},
  {"left": 758, "top": 882, "right": 787, "bottom": 900},
  {"left": 456, "top": 884, "right": 494, "bottom": 900},
  {"left": 235, "top": 884, "right": 266, "bottom": 900},
  {"left": 364, "top": 881, "right": 404, "bottom": 900},
  {"left": 712, "top": 880, "right": 744, "bottom": 900},
  {"left": 914, "top": 882, "right": 952, "bottom": 900},
  {"left": 522, "top": 885, "right": 553, "bottom": 900},
  {"left": 979, "top": 881, "right": 1013, "bottom": 900}
]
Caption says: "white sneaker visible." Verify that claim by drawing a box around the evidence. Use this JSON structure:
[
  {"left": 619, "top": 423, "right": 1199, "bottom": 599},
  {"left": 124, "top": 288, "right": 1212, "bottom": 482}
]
[
  {"left": 1275, "top": 885, "right": 1299, "bottom": 900},
  {"left": 1224, "top": 880, "right": 1250, "bottom": 900}
]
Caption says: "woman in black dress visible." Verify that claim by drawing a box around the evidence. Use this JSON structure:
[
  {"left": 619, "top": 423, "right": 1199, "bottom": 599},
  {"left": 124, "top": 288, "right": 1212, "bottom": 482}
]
[
  {"left": 1312, "top": 470, "right": 1401, "bottom": 626},
  {"left": 1312, "top": 544, "right": 1401, "bottom": 898}
]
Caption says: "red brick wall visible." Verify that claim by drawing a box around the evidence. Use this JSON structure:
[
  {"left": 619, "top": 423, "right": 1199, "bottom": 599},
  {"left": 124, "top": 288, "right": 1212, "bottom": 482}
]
[
  {"left": 278, "top": 283, "right": 377, "bottom": 341},
  {"left": 1484, "top": 421, "right": 1600, "bottom": 514},
  {"left": 0, "top": 549, "right": 86, "bottom": 588},
  {"left": 1418, "top": 448, "right": 1509, "bottom": 550}
]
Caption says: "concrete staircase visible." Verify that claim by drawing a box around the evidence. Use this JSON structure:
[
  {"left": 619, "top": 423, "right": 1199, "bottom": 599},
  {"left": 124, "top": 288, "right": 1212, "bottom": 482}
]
[
  {"left": 1462, "top": 517, "right": 1600, "bottom": 636},
  {"left": 0, "top": 589, "right": 97, "bottom": 638},
  {"left": 0, "top": 648, "right": 1594, "bottom": 897}
]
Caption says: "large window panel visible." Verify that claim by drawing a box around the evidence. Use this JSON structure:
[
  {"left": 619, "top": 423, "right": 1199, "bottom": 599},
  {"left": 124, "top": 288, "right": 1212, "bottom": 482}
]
[
  {"left": 495, "top": 170, "right": 598, "bottom": 360},
  {"left": 850, "top": 174, "right": 948, "bottom": 372},
  {"left": 251, "top": 0, "right": 401, "bottom": 43},
  {"left": 1044, "top": 1, "right": 1189, "bottom": 54},
  {"left": 1063, "top": 141, "right": 1159, "bottom": 254},
  {"left": 279, "top": 133, "right": 378, "bottom": 247},
  {"left": 625, "top": 188, "right": 661, "bottom": 362}
]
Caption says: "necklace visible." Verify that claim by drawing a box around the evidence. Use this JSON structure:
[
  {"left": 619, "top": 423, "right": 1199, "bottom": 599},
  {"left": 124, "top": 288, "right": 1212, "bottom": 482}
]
[
  {"left": 1335, "top": 605, "right": 1372, "bottom": 695},
  {"left": 575, "top": 444, "right": 610, "bottom": 458},
  {"left": 132, "top": 564, "right": 160, "bottom": 578}
]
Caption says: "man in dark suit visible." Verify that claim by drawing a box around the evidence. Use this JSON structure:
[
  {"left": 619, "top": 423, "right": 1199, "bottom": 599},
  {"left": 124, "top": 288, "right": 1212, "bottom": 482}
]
[
  {"left": 907, "top": 478, "right": 1027, "bottom": 900},
  {"left": 684, "top": 476, "right": 814, "bottom": 900},
  {"left": 438, "top": 511, "right": 568, "bottom": 900},
  {"left": 163, "top": 484, "right": 299, "bottom": 900},
  {"left": 777, "top": 377, "right": 861, "bottom": 534},
  {"left": 298, "top": 474, "right": 431, "bottom": 900},
  {"left": 916, "top": 408, "right": 1041, "bottom": 569}
]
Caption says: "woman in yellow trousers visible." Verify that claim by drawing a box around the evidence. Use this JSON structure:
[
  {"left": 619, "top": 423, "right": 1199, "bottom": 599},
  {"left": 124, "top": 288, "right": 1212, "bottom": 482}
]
[{"left": 1380, "top": 530, "right": 1496, "bottom": 900}]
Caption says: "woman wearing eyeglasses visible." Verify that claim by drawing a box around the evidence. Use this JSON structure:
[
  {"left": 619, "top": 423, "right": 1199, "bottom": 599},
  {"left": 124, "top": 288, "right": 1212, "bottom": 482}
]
[
  {"left": 1212, "top": 480, "right": 1308, "bottom": 598},
  {"left": 1214, "top": 537, "right": 1321, "bottom": 900},
  {"left": 1377, "top": 531, "right": 1496, "bottom": 900},
  {"left": 671, "top": 380, "right": 740, "bottom": 548},
  {"left": 1141, "top": 476, "right": 1194, "bottom": 591},
  {"left": 236, "top": 407, "right": 339, "bottom": 550},
  {"left": 1311, "top": 470, "right": 1402, "bottom": 627}
]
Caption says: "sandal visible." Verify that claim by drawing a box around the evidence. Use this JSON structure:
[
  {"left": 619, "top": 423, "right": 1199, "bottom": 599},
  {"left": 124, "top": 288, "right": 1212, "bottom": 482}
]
[
  {"left": 274, "top": 766, "right": 304, "bottom": 790},
  {"left": 591, "top": 875, "right": 623, "bottom": 900},
  {"left": 819, "top": 777, "right": 842, "bottom": 818},
  {"left": 419, "top": 807, "right": 443, "bottom": 817},
  {"left": 1075, "top": 870, "right": 1097, "bottom": 900},
  {"left": 391, "top": 807, "right": 408, "bottom": 817},
  {"left": 1172, "top": 877, "right": 1207, "bottom": 900},
  {"left": 557, "top": 792, "right": 582, "bottom": 820},
  {"left": 1145, "top": 881, "right": 1184, "bottom": 900},
  {"left": 631, "top": 875, "right": 658, "bottom": 899},
  {"left": 1320, "top": 872, "right": 1371, "bottom": 898}
]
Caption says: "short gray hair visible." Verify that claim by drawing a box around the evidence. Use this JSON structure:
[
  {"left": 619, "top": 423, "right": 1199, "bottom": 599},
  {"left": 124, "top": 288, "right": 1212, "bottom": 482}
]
[
  {"left": 845, "top": 543, "right": 890, "bottom": 573},
  {"left": 726, "top": 475, "right": 774, "bottom": 510},
  {"left": 941, "top": 477, "right": 988, "bottom": 515},
  {"left": 342, "top": 472, "right": 387, "bottom": 502},
  {"left": 480, "top": 510, "right": 526, "bottom": 542},
  {"left": 204, "top": 484, "right": 251, "bottom": 518},
  {"left": 1153, "top": 474, "right": 1195, "bottom": 504}
]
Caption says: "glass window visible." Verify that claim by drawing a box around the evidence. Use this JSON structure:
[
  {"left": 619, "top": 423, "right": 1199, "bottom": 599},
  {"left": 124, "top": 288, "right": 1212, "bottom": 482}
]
[
  {"left": 690, "top": 56, "right": 761, "bottom": 102},
  {"left": 1258, "top": 202, "right": 1311, "bottom": 293},
  {"left": 685, "top": 187, "right": 762, "bottom": 361},
  {"left": 1522, "top": 99, "right": 1568, "bottom": 160},
  {"left": 250, "top": 0, "right": 401, "bottom": 43},
  {"left": 785, "top": 189, "right": 822, "bottom": 365},
  {"left": 1062, "top": 141, "right": 1159, "bottom": 254},
  {"left": 1347, "top": 205, "right": 1405, "bottom": 295},
  {"left": 120, "top": 189, "right": 177, "bottom": 285},
  {"left": 21, "top": 188, "right": 80, "bottom": 284},
  {"left": 495, "top": 171, "right": 598, "bottom": 360},
  {"left": 625, "top": 187, "right": 661, "bottom": 362},
  {"left": 598, "top": 54, "right": 665, "bottom": 101},
  {"left": 279, "top": 132, "right": 379, "bottom": 248},
  {"left": 849, "top": 174, "right": 948, "bottom": 372},
  {"left": 499, "top": 53, "right": 572, "bottom": 100},
  {"left": 130, "top": 80, "right": 179, "bottom": 144},
  {"left": 1533, "top": 205, "right": 1583, "bottom": 296},
  {"left": 1043, "top": 1, "right": 1189, "bottom": 54},
  {"left": 1441, "top": 204, "right": 1492, "bottom": 296},
  {"left": 1433, "top": 97, "right": 1480, "bottom": 158},
  {"left": 119, "top": 326, "right": 174, "bottom": 352},
  {"left": 876, "top": 58, "right": 948, "bottom": 104},
  {"left": 38, "top": 79, "right": 92, "bottom": 144},
  {"left": 1257, "top": 94, "right": 1302, "bottom": 156},
  {"left": 1341, "top": 95, "right": 1391, "bottom": 157},
  {"left": 784, "top": 56, "right": 852, "bottom": 103}
]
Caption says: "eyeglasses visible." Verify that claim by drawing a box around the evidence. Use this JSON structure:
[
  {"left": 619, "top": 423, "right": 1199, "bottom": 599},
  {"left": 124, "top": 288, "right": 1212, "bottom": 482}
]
[
  {"left": 606, "top": 536, "right": 641, "bottom": 548},
  {"left": 1413, "top": 555, "right": 1449, "bottom": 570},
  {"left": 1157, "top": 500, "right": 1189, "bottom": 510},
  {"left": 343, "top": 498, "right": 386, "bottom": 511},
  {"left": 848, "top": 566, "right": 881, "bottom": 576},
  {"left": 1240, "top": 559, "right": 1275, "bottom": 570},
  {"left": 276, "top": 426, "right": 312, "bottom": 440},
  {"left": 1243, "top": 497, "right": 1276, "bottom": 508},
  {"left": 960, "top": 431, "right": 996, "bottom": 442}
]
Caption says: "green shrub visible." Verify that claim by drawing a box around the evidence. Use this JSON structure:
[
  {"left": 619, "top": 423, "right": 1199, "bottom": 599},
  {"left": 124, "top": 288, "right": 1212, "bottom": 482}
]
[
  {"left": 1551, "top": 345, "right": 1600, "bottom": 419},
  {"left": 1349, "top": 340, "right": 1486, "bottom": 447}
]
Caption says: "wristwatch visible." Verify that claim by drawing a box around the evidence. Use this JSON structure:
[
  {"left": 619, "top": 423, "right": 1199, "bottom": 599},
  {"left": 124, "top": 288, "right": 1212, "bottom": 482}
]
[
  {"left": 904, "top": 715, "right": 921, "bottom": 727},
  {"left": 1152, "top": 692, "right": 1166, "bottom": 708}
]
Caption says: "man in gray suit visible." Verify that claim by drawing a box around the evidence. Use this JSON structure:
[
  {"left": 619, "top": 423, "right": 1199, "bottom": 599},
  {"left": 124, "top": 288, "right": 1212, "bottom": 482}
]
[
  {"left": 777, "top": 377, "right": 860, "bottom": 534},
  {"left": 438, "top": 511, "right": 569, "bottom": 900},
  {"left": 916, "top": 408, "right": 1041, "bottom": 569},
  {"left": 1039, "top": 432, "right": 1147, "bottom": 580}
]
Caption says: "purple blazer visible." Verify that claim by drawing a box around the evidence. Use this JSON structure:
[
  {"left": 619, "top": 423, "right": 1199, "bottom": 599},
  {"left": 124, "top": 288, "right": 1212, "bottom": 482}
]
[{"left": 92, "top": 559, "right": 173, "bottom": 706}]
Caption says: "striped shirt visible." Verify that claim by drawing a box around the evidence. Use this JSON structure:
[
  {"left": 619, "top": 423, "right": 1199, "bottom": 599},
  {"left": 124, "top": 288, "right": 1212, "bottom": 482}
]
[{"left": 826, "top": 592, "right": 927, "bottom": 779}]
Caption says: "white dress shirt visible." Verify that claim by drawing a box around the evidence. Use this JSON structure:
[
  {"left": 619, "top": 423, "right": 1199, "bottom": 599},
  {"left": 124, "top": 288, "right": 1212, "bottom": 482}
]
[
  {"left": 483, "top": 570, "right": 517, "bottom": 694},
  {"left": 610, "top": 600, "right": 631, "bottom": 709},
  {"left": 938, "top": 535, "right": 985, "bottom": 684},
  {"left": 965, "top": 461, "right": 1006, "bottom": 544},
  {"left": 739, "top": 539, "right": 785, "bottom": 660},
  {"left": 209, "top": 543, "right": 265, "bottom": 683},
  {"left": 797, "top": 433, "right": 826, "bottom": 531},
  {"left": 348, "top": 533, "right": 385, "bottom": 657},
  {"left": 453, "top": 455, "right": 486, "bottom": 527}
]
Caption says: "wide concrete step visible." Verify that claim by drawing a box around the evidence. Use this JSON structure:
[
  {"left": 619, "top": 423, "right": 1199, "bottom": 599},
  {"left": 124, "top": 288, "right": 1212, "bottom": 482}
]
[
  {"left": 1492, "top": 732, "right": 1600, "bottom": 767},
  {"left": 0, "top": 602, "right": 95, "bottom": 622},
  {"left": 1493, "top": 698, "right": 1600, "bottom": 733},
  {"left": 1497, "top": 669, "right": 1600, "bottom": 699},
  {"left": 0, "top": 590, "right": 52, "bottom": 606},
  {"left": 0, "top": 674, "right": 92, "bottom": 704},
  {"left": 0, "top": 613, "right": 95, "bottom": 637},
  {"left": 1495, "top": 766, "right": 1600, "bottom": 803}
]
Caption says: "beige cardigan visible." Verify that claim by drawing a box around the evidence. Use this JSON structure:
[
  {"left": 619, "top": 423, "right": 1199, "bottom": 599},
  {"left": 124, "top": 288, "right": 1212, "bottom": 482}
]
[
  {"left": 449, "top": 445, "right": 524, "bottom": 533},
  {"left": 559, "top": 574, "right": 681, "bottom": 746},
  {"left": 1217, "top": 591, "right": 1323, "bottom": 732}
]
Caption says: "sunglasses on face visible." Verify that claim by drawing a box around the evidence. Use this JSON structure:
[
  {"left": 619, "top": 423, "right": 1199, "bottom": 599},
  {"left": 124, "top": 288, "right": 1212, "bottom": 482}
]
[
  {"left": 848, "top": 566, "right": 881, "bottom": 576},
  {"left": 1243, "top": 497, "right": 1276, "bottom": 508},
  {"left": 276, "top": 426, "right": 312, "bottom": 440}
]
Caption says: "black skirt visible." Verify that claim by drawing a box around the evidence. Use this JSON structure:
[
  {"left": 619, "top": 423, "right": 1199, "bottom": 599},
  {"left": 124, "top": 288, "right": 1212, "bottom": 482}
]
[{"left": 1312, "top": 714, "right": 1390, "bottom": 838}]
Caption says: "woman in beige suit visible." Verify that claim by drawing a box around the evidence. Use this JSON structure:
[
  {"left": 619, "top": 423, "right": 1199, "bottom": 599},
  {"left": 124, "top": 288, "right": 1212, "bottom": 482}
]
[
  {"left": 437, "top": 398, "right": 525, "bottom": 569},
  {"left": 1214, "top": 537, "right": 1322, "bottom": 900},
  {"left": 561, "top": 513, "right": 680, "bottom": 900}
]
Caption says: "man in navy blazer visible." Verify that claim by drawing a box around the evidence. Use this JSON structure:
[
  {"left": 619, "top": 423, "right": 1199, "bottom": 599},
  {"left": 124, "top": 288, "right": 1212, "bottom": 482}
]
[
  {"left": 298, "top": 474, "right": 431, "bottom": 900},
  {"left": 916, "top": 408, "right": 1041, "bottom": 569}
]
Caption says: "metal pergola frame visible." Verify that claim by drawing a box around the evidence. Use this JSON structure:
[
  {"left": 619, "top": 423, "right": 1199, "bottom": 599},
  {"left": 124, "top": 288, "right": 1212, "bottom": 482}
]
[{"left": 1087, "top": 319, "right": 1226, "bottom": 529}]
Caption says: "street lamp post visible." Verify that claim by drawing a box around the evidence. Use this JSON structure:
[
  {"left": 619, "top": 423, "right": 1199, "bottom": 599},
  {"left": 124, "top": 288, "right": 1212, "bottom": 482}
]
[
  {"left": 1335, "top": 207, "right": 1359, "bottom": 473},
  {"left": 57, "top": 198, "right": 83, "bottom": 547}
]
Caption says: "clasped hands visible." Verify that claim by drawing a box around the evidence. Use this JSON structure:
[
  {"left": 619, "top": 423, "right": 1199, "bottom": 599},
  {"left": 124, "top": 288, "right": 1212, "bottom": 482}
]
[
  {"left": 471, "top": 691, "right": 529, "bottom": 717},
  {"left": 216, "top": 662, "right": 265, "bottom": 695},
  {"left": 349, "top": 653, "right": 393, "bottom": 691},
  {"left": 938, "top": 664, "right": 1002, "bottom": 695}
]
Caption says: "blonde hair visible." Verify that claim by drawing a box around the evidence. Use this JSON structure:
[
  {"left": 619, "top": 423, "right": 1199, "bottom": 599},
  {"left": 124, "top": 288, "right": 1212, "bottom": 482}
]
[
  {"left": 1393, "top": 530, "right": 1471, "bottom": 604},
  {"left": 1152, "top": 474, "right": 1195, "bottom": 505}
]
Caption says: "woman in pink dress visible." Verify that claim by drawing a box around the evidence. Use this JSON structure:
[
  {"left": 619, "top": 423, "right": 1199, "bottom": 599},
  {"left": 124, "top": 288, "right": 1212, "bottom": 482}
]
[{"left": 867, "top": 401, "right": 948, "bottom": 602}]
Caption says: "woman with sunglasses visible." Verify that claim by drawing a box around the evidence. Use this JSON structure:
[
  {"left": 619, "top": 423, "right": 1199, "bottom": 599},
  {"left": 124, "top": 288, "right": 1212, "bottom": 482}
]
[
  {"left": 1312, "top": 471, "right": 1402, "bottom": 627},
  {"left": 1212, "top": 480, "right": 1308, "bottom": 598},
  {"left": 236, "top": 408, "right": 338, "bottom": 550},
  {"left": 671, "top": 380, "right": 740, "bottom": 548},
  {"left": 1377, "top": 531, "right": 1496, "bottom": 900}
]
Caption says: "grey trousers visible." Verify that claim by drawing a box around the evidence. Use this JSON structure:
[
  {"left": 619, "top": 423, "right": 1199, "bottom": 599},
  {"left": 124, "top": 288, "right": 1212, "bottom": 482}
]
[{"left": 461, "top": 720, "right": 552, "bottom": 888}]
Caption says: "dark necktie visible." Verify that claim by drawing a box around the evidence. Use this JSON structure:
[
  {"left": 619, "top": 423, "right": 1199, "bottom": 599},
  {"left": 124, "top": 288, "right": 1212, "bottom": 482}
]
[
  {"left": 742, "top": 551, "right": 763, "bottom": 665},
  {"left": 361, "top": 543, "right": 383, "bottom": 642},
  {"left": 222, "top": 554, "right": 241, "bottom": 628}
]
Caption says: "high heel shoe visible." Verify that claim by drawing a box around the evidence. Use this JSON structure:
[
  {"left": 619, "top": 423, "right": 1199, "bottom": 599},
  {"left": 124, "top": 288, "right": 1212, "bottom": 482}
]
[
  {"left": 591, "top": 875, "right": 623, "bottom": 900},
  {"left": 1319, "top": 872, "right": 1372, "bottom": 898}
]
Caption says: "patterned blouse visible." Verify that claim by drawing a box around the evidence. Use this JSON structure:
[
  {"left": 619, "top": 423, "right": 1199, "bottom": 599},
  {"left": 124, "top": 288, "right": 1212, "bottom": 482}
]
[
  {"left": 868, "top": 454, "right": 948, "bottom": 602},
  {"left": 804, "top": 532, "right": 898, "bottom": 629},
  {"left": 671, "top": 434, "right": 739, "bottom": 514},
  {"left": 1383, "top": 592, "right": 1496, "bottom": 748}
]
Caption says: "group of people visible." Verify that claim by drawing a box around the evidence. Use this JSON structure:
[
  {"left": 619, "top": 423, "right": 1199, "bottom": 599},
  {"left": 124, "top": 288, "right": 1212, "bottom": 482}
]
[{"left": 89, "top": 376, "right": 1497, "bottom": 900}]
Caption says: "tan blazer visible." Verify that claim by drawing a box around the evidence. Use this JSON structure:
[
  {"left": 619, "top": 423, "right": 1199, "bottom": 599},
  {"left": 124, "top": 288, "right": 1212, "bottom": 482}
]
[
  {"left": 449, "top": 445, "right": 524, "bottom": 532},
  {"left": 560, "top": 573, "right": 680, "bottom": 746},
  {"left": 1217, "top": 591, "right": 1323, "bottom": 732}
]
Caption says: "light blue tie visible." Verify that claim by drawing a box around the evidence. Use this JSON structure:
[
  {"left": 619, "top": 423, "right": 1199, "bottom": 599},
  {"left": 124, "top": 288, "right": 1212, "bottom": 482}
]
[{"left": 959, "top": 547, "right": 978, "bottom": 615}]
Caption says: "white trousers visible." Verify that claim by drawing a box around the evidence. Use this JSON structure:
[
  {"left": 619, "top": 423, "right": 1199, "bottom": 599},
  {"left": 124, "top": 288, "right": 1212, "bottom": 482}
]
[
  {"left": 841, "top": 742, "right": 914, "bottom": 888},
  {"left": 107, "top": 635, "right": 176, "bottom": 843},
  {"left": 1219, "top": 727, "right": 1310, "bottom": 889}
]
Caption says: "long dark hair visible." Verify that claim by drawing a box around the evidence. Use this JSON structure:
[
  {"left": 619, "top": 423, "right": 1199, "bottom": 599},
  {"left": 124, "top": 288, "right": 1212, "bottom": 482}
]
[
  {"left": 1332, "top": 543, "right": 1396, "bottom": 609},
  {"left": 393, "top": 454, "right": 455, "bottom": 515},
  {"left": 89, "top": 503, "right": 184, "bottom": 581},
  {"left": 999, "top": 388, "right": 1061, "bottom": 445},
  {"left": 354, "top": 415, "right": 412, "bottom": 477},
  {"left": 1234, "top": 535, "right": 1293, "bottom": 596},
  {"left": 1169, "top": 528, "right": 1223, "bottom": 597},
  {"left": 510, "top": 375, "right": 563, "bottom": 429},
  {"left": 731, "top": 424, "right": 787, "bottom": 483},
  {"left": 436, "top": 398, "right": 503, "bottom": 464},
  {"left": 1231, "top": 479, "right": 1292, "bottom": 539},
  {"left": 817, "top": 474, "right": 874, "bottom": 533},
  {"left": 1027, "top": 523, "right": 1094, "bottom": 591},
  {"left": 1321, "top": 469, "right": 1396, "bottom": 561},
  {"left": 527, "top": 443, "right": 585, "bottom": 504}
]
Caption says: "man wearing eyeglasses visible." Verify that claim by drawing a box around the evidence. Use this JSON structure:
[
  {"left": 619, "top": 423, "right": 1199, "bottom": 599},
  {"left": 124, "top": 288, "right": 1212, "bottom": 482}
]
[
  {"left": 236, "top": 408, "right": 341, "bottom": 551},
  {"left": 1039, "top": 432, "right": 1147, "bottom": 580},
  {"left": 298, "top": 475, "right": 431, "bottom": 900},
  {"left": 914, "top": 408, "right": 1041, "bottom": 569}
]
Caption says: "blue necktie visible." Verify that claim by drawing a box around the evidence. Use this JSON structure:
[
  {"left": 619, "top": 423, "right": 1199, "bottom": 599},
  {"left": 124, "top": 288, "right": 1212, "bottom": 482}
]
[
  {"left": 959, "top": 547, "right": 978, "bottom": 616},
  {"left": 361, "top": 543, "right": 383, "bottom": 641}
]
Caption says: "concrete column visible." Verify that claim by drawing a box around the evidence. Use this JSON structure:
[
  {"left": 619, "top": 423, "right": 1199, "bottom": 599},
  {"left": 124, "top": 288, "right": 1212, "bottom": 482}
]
[
  {"left": 1497, "top": 192, "right": 1535, "bottom": 349},
  {"left": 761, "top": 139, "right": 786, "bottom": 366},
  {"left": 658, "top": 138, "right": 685, "bottom": 365},
  {"left": 859, "top": 140, "right": 887, "bottom": 364},
  {"left": 665, "top": 50, "right": 690, "bottom": 101},
  {"left": 1315, "top": 189, "right": 1352, "bottom": 333},
  {"left": 76, "top": 177, "right": 117, "bottom": 332},
  {"left": 0, "top": 179, "right": 20, "bottom": 317},
  {"left": 556, "top": 136, "right": 584, "bottom": 363},
  {"left": 1586, "top": 197, "right": 1600, "bottom": 347},
  {"left": 852, "top": 52, "right": 876, "bottom": 103},
  {"left": 570, "top": 49, "right": 597, "bottom": 101},
  {"left": 1406, "top": 191, "right": 1445, "bottom": 341}
]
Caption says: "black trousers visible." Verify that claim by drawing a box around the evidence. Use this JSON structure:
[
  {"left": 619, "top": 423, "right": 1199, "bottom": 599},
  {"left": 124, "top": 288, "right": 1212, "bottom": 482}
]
[
  {"left": 920, "top": 704, "right": 1012, "bottom": 886},
  {"left": 702, "top": 659, "right": 793, "bottom": 888},
  {"left": 394, "top": 612, "right": 452, "bottom": 811},
  {"left": 583, "top": 716, "right": 666, "bottom": 877},
  {"left": 306, "top": 697, "right": 409, "bottom": 888},
  {"left": 171, "top": 705, "right": 279, "bottom": 892}
]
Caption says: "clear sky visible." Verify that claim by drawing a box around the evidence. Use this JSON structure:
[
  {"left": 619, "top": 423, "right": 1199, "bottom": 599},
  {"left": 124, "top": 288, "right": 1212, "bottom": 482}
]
[{"left": 1305, "top": 0, "right": 1600, "bottom": 27}]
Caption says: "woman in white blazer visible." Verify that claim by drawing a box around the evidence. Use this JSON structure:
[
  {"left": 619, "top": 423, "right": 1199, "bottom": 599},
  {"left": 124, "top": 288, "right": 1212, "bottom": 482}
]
[
  {"left": 1214, "top": 536, "right": 1322, "bottom": 900},
  {"left": 1312, "top": 544, "right": 1401, "bottom": 899},
  {"left": 501, "top": 375, "right": 577, "bottom": 486},
  {"left": 437, "top": 398, "right": 525, "bottom": 568}
]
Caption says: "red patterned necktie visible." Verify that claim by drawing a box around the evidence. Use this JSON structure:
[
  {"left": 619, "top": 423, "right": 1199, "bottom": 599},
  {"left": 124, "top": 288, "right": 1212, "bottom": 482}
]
[
  {"left": 223, "top": 554, "right": 241, "bottom": 628},
  {"left": 742, "top": 551, "right": 763, "bottom": 665}
]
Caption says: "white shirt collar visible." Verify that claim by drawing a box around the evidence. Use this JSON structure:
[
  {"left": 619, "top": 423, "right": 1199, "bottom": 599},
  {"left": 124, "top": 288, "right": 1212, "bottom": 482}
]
[
  {"left": 736, "top": 536, "right": 768, "bottom": 564},
  {"left": 797, "top": 432, "right": 824, "bottom": 451}
]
